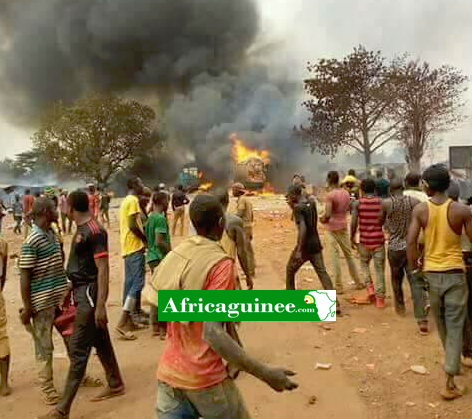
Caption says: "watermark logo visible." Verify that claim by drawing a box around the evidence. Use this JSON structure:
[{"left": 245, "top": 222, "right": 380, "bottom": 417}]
[{"left": 158, "top": 290, "right": 337, "bottom": 322}]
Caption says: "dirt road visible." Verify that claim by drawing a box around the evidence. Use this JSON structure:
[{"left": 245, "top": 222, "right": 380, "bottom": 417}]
[{"left": 1, "top": 196, "right": 471, "bottom": 418}]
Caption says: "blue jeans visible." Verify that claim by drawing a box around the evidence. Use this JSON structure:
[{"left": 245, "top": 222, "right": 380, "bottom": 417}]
[
  {"left": 425, "top": 271, "right": 468, "bottom": 376},
  {"left": 156, "top": 379, "right": 250, "bottom": 419},
  {"left": 123, "top": 250, "right": 145, "bottom": 304}
]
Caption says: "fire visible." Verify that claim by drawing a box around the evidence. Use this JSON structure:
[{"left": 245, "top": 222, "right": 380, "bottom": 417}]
[
  {"left": 199, "top": 182, "right": 213, "bottom": 191},
  {"left": 259, "top": 183, "right": 275, "bottom": 196},
  {"left": 230, "top": 133, "right": 270, "bottom": 164}
]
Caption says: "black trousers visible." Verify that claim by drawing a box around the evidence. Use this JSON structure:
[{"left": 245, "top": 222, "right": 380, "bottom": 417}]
[
  {"left": 57, "top": 284, "right": 123, "bottom": 415},
  {"left": 462, "top": 252, "right": 472, "bottom": 357},
  {"left": 286, "top": 249, "right": 334, "bottom": 291}
]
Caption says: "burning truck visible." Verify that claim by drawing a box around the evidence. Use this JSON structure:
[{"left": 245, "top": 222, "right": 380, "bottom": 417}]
[{"left": 230, "top": 133, "right": 273, "bottom": 192}]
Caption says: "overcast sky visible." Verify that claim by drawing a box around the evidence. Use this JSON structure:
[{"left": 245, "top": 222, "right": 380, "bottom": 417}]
[{"left": 1, "top": 0, "right": 471, "bottom": 159}]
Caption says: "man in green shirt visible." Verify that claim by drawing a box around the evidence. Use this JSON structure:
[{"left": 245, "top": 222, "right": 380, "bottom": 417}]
[{"left": 145, "top": 192, "right": 171, "bottom": 340}]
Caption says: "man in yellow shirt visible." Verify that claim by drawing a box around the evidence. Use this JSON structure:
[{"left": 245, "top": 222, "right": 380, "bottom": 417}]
[
  {"left": 232, "top": 183, "right": 255, "bottom": 277},
  {"left": 408, "top": 165, "right": 472, "bottom": 400},
  {"left": 0, "top": 234, "right": 10, "bottom": 396},
  {"left": 116, "top": 178, "right": 147, "bottom": 339}
]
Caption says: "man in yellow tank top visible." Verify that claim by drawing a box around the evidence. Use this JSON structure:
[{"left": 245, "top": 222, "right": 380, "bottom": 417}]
[{"left": 407, "top": 164, "right": 472, "bottom": 400}]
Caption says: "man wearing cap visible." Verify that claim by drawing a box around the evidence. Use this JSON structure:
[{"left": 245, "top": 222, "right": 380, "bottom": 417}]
[{"left": 232, "top": 183, "right": 255, "bottom": 277}]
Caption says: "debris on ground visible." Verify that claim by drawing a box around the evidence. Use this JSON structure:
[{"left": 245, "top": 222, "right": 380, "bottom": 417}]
[
  {"left": 315, "top": 363, "right": 333, "bottom": 370},
  {"left": 353, "top": 327, "right": 367, "bottom": 334},
  {"left": 410, "top": 365, "right": 429, "bottom": 375},
  {"left": 308, "top": 396, "right": 317, "bottom": 405}
]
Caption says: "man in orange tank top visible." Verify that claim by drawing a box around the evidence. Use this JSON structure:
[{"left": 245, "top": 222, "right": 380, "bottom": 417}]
[{"left": 407, "top": 164, "right": 472, "bottom": 400}]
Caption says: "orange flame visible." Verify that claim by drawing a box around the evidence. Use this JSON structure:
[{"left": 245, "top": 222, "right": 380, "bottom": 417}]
[
  {"left": 199, "top": 182, "right": 213, "bottom": 191},
  {"left": 230, "top": 133, "right": 270, "bottom": 164}
]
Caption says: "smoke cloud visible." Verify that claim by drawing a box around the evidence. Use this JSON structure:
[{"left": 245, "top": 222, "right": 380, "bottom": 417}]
[{"left": 0, "top": 0, "right": 305, "bottom": 186}]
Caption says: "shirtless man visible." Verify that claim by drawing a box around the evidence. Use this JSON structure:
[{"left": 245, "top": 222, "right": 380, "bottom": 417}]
[
  {"left": 407, "top": 164, "right": 472, "bottom": 400},
  {"left": 215, "top": 190, "right": 254, "bottom": 291}
]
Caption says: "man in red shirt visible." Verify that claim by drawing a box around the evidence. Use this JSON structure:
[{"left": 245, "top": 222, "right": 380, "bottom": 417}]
[
  {"left": 22, "top": 189, "right": 35, "bottom": 239},
  {"left": 321, "top": 171, "right": 363, "bottom": 294},
  {"left": 155, "top": 195, "right": 298, "bottom": 418},
  {"left": 351, "top": 179, "right": 386, "bottom": 307},
  {"left": 87, "top": 184, "right": 99, "bottom": 219}
]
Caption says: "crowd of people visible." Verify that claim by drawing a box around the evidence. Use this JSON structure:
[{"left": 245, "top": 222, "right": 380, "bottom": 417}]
[{"left": 0, "top": 163, "right": 470, "bottom": 418}]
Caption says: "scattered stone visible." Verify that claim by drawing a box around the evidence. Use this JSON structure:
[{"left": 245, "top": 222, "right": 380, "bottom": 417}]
[
  {"left": 313, "top": 345, "right": 322, "bottom": 349},
  {"left": 410, "top": 365, "right": 429, "bottom": 375},
  {"left": 428, "top": 402, "right": 440, "bottom": 408},
  {"left": 321, "top": 325, "right": 332, "bottom": 331},
  {"left": 353, "top": 327, "right": 367, "bottom": 334},
  {"left": 406, "top": 402, "right": 416, "bottom": 407},
  {"left": 315, "top": 363, "right": 333, "bottom": 370},
  {"left": 366, "top": 364, "right": 375, "bottom": 371},
  {"left": 308, "top": 396, "right": 317, "bottom": 405}
]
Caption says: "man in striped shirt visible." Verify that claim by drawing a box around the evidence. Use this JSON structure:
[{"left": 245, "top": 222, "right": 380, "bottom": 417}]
[
  {"left": 351, "top": 179, "right": 386, "bottom": 308},
  {"left": 19, "top": 198, "right": 70, "bottom": 405}
]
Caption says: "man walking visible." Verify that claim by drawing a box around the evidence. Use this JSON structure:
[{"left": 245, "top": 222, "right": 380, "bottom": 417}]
[
  {"left": 87, "top": 184, "right": 99, "bottom": 219},
  {"left": 351, "top": 179, "right": 386, "bottom": 307},
  {"left": 38, "top": 191, "right": 124, "bottom": 419},
  {"left": 381, "top": 179, "right": 428, "bottom": 333},
  {"left": 60, "top": 191, "right": 70, "bottom": 235},
  {"left": 171, "top": 185, "right": 189, "bottom": 236},
  {"left": 146, "top": 192, "right": 171, "bottom": 339},
  {"left": 374, "top": 170, "right": 390, "bottom": 199},
  {"left": 12, "top": 193, "right": 23, "bottom": 235},
  {"left": 321, "top": 171, "right": 363, "bottom": 293},
  {"left": 23, "top": 188, "right": 35, "bottom": 239},
  {"left": 407, "top": 164, "right": 472, "bottom": 400},
  {"left": 233, "top": 183, "right": 256, "bottom": 277},
  {"left": 116, "top": 178, "right": 147, "bottom": 339},
  {"left": 151, "top": 194, "right": 298, "bottom": 418},
  {"left": 99, "top": 190, "right": 111, "bottom": 229},
  {"left": 286, "top": 185, "right": 337, "bottom": 292},
  {"left": 19, "top": 198, "right": 70, "bottom": 405},
  {"left": 0, "top": 234, "right": 11, "bottom": 396}
]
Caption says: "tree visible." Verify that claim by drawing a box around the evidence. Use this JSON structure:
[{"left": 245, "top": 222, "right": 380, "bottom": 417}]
[
  {"left": 389, "top": 60, "right": 468, "bottom": 173},
  {"left": 33, "top": 94, "right": 159, "bottom": 187},
  {"left": 300, "top": 46, "right": 399, "bottom": 168}
]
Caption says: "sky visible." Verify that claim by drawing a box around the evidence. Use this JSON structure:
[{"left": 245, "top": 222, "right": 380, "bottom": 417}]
[{"left": 1, "top": 0, "right": 471, "bottom": 160}]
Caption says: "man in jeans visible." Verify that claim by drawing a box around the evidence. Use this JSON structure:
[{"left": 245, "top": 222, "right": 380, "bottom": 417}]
[
  {"left": 38, "top": 191, "right": 124, "bottom": 419},
  {"left": 286, "top": 187, "right": 334, "bottom": 287},
  {"left": 408, "top": 164, "right": 472, "bottom": 400},
  {"left": 381, "top": 179, "right": 428, "bottom": 333},
  {"left": 351, "top": 179, "right": 386, "bottom": 308},
  {"left": 321, "top": 171, "right": 363, "bottom": 294},
  {"left": 116, "top": 178, "right": 147, "bottom": 340},
  {"left": 153, "top": 194, "right": 298, "bottom": 418},
  {"left": 19, "top": 198, "right": 70, "bottom": 405}
]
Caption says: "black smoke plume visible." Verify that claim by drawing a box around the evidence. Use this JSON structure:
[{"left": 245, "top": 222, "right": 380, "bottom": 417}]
[{"left": 0, "top": 0, "right": 303, "bottom": 187}]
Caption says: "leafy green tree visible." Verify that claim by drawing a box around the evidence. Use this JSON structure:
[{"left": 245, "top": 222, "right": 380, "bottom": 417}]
[{"left": 33, "top": 94, "right": 159, "bottom": 187}]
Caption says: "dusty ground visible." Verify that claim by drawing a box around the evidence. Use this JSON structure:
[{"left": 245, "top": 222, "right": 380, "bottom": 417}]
[{"left": 1, "top": 195, "right": 471, "bottom": 419}]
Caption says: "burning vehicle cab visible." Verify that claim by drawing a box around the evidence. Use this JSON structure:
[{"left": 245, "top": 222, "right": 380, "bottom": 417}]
[{"left": 231, "top": 133, "right": 271, "bottom": 192}]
